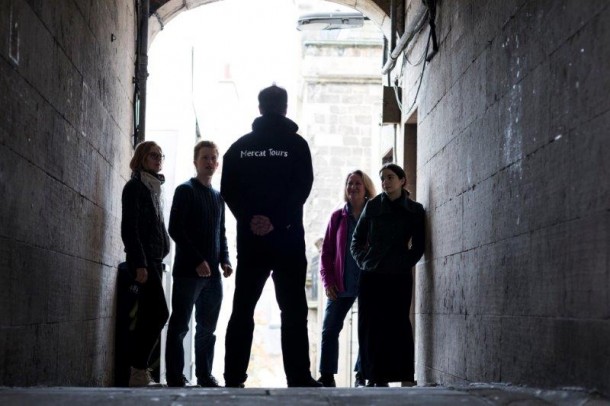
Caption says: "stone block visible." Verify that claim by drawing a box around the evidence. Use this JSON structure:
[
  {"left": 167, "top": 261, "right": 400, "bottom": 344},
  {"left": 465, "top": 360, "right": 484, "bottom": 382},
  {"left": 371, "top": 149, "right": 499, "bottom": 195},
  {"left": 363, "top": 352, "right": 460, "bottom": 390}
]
[
  {"left": 465, "top": 315, "right": 503, "bottom": 382},
  {"left": 496, "top": 232, "right": 537, "bottom": 317},
  {"left": 462, "top": 106, "right": 501, "bottom": 189},
  {"left": 460, "top": 243, "right": 505, "bottom": 317},
  {"left": 462, "top": 177, "right": 494, "bottom": 250},
  {"left": 499, "top": 317, "right": 610, "bottom": 390},
  {"left": 527, "top": 220, "right": 571, "bottom": 318},
  {"left": 428, "top": 195, "right": 463, "bottom": 259},
  {"left": 564, "top": 212, "right": 609, "bottom": 319},
  {"left": 0, "top": 1, "right": 10, "bottom": 61},
  {"left": 8, "top": 238, "right": 50, "bottom": 327},
  {"left": 515, "top": 132, "right": 570, "bottom": 234},
  {"left": 567, "top": 110, "right": 610, "bottom": 218},
  {"left": 516, "top": 60, "right": 552, "bottom": 156},
  {"left": 548, "top": 7, "right": 610, "bottom": 134}
]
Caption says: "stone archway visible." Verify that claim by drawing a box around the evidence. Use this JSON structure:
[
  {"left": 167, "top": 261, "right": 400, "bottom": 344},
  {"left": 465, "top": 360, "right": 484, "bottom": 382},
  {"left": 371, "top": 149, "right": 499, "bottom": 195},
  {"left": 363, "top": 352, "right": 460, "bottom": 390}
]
[{"left": 148, "top": 0, "right": 391, "bottom": 43}]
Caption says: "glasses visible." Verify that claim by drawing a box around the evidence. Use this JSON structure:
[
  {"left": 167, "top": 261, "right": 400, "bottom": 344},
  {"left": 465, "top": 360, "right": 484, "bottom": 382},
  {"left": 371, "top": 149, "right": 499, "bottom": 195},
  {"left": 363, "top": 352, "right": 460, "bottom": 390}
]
[{"left": 148, "top": 152, "right": 165, "bottom": 161}]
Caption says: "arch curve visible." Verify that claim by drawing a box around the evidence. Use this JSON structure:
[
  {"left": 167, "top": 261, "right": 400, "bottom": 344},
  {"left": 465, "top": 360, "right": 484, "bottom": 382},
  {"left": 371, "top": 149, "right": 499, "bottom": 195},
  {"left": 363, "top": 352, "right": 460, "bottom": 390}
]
[{"left": 149, "top": 0, "right": 390, "bottom": 44}]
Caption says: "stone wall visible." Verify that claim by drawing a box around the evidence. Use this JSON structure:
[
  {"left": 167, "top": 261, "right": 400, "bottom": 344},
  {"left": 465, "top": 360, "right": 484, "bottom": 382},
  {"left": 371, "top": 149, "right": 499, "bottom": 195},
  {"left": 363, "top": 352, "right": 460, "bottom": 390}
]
[
  {"left": 298, "top": 20, "right": 383, "bottom": 386},
  {"left": 405, "top": 0, "right": 609, "bottom": 394},
  {"left": 0, "top": 0, "right": 136, "bottom": 385}
]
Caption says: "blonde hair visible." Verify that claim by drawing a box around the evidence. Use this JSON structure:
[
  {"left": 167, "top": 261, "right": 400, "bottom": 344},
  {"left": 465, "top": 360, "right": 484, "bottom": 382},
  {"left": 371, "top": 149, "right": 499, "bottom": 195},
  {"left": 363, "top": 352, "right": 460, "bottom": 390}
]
[
  {"left": 130, "top": 141, "right": 161, "bottom": 171},
  {"left": 343, "top": 170, "right": 376, "bottom": 202}
]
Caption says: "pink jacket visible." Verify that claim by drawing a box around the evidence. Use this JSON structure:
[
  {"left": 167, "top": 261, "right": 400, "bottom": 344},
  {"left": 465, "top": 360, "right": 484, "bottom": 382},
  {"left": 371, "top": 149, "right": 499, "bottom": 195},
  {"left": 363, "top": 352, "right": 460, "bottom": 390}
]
[{"left": 319, "top": 205, "right": 350, "bottom": 292}]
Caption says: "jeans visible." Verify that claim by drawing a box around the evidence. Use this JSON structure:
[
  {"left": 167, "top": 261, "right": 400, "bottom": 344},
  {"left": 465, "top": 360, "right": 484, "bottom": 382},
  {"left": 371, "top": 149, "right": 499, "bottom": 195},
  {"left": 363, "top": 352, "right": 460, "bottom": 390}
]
[
  {"left": 319, "top": 296, "right": 361, "bottom": 375},
  {"left": 224, "top": 257, "right": 312, "bottom": 385},
  {"left": 165, "top": 275, "right": 222, "bottom": 382}
]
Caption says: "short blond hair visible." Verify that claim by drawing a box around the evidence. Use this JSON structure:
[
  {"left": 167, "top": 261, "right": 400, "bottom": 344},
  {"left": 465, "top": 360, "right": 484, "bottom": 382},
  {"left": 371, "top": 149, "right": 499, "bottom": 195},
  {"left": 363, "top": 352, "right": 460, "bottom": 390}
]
[{"left": 194, "top": 140, "right": 219, "bottom": 161}]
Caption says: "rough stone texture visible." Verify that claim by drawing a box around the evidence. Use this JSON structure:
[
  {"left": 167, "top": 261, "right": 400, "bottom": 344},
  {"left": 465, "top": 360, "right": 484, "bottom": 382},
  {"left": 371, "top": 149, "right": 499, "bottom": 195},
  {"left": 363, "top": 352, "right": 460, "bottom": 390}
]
[
  {"left": 0, "top": 0, "right": 135, "bottom": 385},
  {"left": 0, "top": 385, "right": 606, "bottom": 406},
  {"left": 1, "top": 0, "right": 608, "bottom": 395},
  {"left": 411, "top": 0, "right": 610, "bottom": 396}
]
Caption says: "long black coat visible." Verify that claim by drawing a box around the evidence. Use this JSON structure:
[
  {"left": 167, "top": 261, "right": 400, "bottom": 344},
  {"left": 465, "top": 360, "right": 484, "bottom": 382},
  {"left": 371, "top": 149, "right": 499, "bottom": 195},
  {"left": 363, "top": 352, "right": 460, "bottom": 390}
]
[{"left": 350, "top": 190, "right": 426, "bottom": 383}]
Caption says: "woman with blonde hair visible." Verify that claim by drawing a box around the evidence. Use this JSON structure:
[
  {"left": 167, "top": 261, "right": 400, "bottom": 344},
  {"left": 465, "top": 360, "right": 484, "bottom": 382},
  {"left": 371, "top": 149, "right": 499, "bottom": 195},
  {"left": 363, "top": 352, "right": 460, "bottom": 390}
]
[
  {"left": 121, "top": 141, "right": 170, "bottom": 387},
  {"left": 317, "top": 170, "right": 376, "bottom": 387}
]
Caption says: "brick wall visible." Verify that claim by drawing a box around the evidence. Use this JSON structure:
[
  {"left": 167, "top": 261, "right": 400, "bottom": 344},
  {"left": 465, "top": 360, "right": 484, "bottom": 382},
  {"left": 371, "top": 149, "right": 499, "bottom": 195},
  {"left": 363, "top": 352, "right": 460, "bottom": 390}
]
[
  {"left": 0, "top": 0, "right": 135, "bottom": 385},
  {"left": 406, "top": 0, "right": 610, "bottom": 394}
]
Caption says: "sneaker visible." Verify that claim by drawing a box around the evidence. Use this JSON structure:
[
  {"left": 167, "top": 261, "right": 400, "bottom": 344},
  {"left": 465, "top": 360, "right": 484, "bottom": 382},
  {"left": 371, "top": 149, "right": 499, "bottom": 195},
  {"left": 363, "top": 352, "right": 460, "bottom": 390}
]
[
  {"left": 288, "top": 376, "right": 323, "bottom": 388},
  {"left": 317, "top": 374, "right": 336, "bottom": 387},
  {"left": 354, "top": 372, "right": 366, "bottom": 388},
  {"left": 198, "top": 375, "right": 221, "bottom": 388},
  {"left": 167, "top": 375, "right": 199, "bottom": 388},
  {"left": 129, "top": 367, "right": 163, "bottom": 387}
]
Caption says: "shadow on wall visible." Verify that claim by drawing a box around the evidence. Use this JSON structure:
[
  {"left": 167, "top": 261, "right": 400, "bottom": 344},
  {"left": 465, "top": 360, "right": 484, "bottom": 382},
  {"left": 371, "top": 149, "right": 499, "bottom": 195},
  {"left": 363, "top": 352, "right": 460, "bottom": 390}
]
[{"left": 416, "top": 177, "right": 435, "bottom": 385}]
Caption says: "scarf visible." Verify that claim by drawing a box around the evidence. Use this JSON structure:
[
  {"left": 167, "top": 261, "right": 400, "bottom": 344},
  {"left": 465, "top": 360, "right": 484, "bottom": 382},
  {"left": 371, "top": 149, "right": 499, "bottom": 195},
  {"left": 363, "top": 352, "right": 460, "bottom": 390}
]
[{"left": 138, "top": 170, "right": 164, "bottom": 219}]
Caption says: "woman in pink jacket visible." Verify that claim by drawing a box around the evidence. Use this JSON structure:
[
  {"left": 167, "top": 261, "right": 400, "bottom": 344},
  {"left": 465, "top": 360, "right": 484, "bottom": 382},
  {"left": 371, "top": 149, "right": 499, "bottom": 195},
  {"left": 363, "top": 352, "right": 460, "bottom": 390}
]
[{"left": 317, "top": 170, "right": 376, "bottom": 387}]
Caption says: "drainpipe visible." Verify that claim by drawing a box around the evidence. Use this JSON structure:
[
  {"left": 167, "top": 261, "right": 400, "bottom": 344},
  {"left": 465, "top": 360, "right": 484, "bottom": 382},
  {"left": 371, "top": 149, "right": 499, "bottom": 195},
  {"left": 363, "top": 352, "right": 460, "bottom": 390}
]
[
  {"left": 381, "top": 5, "right": 428, "bottom": 75},
  {"left": 135, "top": 0, "right": 149, "bottom": 145},
  {"left": 390, "top": 0, "right": 397, "bottom": 57}
]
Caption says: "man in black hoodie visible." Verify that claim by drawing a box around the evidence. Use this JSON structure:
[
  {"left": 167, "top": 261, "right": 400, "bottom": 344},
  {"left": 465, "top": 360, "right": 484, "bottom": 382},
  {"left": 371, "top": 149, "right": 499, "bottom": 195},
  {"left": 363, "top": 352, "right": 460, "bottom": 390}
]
[{"left": 221, "top": 85, "right": 320, "bottom": 388}]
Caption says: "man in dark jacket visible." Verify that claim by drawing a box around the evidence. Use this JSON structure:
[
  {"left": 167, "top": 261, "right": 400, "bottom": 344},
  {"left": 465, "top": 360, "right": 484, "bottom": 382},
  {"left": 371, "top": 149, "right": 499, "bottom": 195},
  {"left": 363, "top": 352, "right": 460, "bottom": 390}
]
[
  {"left": 165, "top": 141, "right": 233, "bottom": 388},
  {"left": 221, "top": 85, "right": 320, "bottom": 388}
]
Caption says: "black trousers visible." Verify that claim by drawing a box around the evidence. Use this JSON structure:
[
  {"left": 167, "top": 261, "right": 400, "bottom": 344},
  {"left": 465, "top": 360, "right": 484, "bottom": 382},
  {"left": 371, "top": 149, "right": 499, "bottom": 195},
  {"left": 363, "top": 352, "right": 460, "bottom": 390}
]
[
  {"left": 224, "top": 249, "right": 312, "bottom": 385},
  {"left": 358, "top": 270, "right": 414, "bottom": 383},
  {"left": 131, "top": 261, "right": 169, "bottom": 370}
]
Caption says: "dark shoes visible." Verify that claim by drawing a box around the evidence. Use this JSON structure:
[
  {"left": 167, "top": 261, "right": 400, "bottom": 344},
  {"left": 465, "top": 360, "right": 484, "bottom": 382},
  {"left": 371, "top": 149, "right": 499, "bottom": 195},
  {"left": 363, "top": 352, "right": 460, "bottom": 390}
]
[
  {"left": 366, "top": 381, "right": 389, "bottom": 387},
  {"left": 198, "top": 375, "right": 221, "bottom": 388},
  {"left": 166, "top": 374, "right": 199, "bottom": 388},
  {"left": 316, "top": 374, "right": 336, "bottom": 387},
  {"left": 225, "top": 381, "right": 245, "bottom": 388},
  {"left": 167, "top": 374, "right": 220, "bottom": 388},
  {"left": 355, "top": 372, "right": 366, "bottom": 387},
  {"left": 288, "top": 376, "right": 323, "bottom": 388}
]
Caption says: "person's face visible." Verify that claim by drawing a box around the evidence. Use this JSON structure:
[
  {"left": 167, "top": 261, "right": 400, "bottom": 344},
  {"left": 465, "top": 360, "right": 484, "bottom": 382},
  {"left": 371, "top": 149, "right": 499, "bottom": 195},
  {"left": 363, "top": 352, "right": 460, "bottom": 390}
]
[
  {"left": 346, "top": 174, "right": 366, "bottom": 204},
  {"left": 143, "top": 146, "right": 163, "bottom": 173},
  {"left": 380, "top": 168, "right": 405, "bottom": 197},
  {"left": 194, "top": 147, "right": 219, "bottom": 177}
]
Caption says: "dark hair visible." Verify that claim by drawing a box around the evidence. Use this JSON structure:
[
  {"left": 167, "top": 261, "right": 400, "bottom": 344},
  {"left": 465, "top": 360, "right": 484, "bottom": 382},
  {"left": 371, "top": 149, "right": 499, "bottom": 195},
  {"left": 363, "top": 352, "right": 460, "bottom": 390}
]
[
  {"left": 194, "top": 140, "right": 218, "bottom": 161},
  {"left": 130, "top": 141, "right": 161, "bottom": 171},
  {"left": 379, "top": 163, "right": 406, "bottom": 180},
  {"left": 380, "top": 163, "right": 408, "bottom": 194},
  {"left": 258, "top": 85, "right": 288, "bottom": 115}
]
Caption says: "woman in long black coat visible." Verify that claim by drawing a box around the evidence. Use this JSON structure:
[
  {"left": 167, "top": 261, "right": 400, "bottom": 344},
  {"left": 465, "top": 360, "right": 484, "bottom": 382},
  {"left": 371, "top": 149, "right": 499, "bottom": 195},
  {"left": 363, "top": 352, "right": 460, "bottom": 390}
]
[
  {"left": 350, "top": 163, "right": 425, "bottom": 387},
  {"left": 121, "top": 140, "right": 170, "bottom": 387}
]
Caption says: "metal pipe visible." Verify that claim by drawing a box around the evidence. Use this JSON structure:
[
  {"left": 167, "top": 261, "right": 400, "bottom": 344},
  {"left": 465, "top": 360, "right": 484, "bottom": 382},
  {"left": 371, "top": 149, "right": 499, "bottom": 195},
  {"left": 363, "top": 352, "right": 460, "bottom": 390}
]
[
  {"left": 390, "top": 0, "right": 397, "bottom": 53},
  {"left": 381, "top": 6, "right": 428, "bottom": 75},
  {"left": 135, "top": 0, "right": 149, "bottom": 144}
]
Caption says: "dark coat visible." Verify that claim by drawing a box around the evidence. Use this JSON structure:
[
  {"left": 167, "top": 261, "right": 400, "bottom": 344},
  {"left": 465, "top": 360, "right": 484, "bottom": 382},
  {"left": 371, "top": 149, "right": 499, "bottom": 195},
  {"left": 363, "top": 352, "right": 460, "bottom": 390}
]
[
  {"left": 121, "top": 171, "right": 170, "bottom": 269},
  {"left": 350, "top": 190, "right": 425, "bottom": 273},
  {"left": 220, "top": 113, "right": 313, "bottom": 260},
  {"left": 351, "top": 190, "right": 426, "bottom": 383}
]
